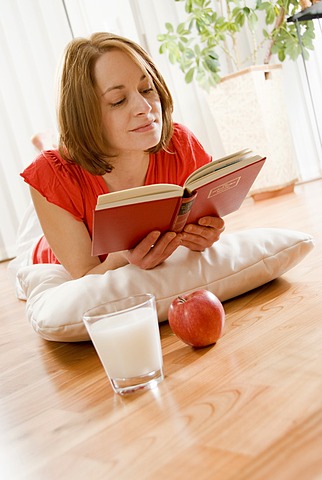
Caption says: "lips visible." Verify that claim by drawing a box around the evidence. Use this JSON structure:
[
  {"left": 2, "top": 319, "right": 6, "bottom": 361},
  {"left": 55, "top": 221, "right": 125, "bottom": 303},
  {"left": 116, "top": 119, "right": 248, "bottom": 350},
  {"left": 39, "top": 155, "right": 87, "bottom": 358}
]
[{"left": 130, "top": 120, "right": 155, "bottom": 133}]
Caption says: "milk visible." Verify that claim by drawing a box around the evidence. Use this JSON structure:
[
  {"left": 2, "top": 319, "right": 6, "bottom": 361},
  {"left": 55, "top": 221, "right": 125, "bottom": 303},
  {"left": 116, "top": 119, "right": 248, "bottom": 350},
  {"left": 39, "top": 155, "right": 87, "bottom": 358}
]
[{"left": 89, "top": 307, "right": 162, "bottom": 379}]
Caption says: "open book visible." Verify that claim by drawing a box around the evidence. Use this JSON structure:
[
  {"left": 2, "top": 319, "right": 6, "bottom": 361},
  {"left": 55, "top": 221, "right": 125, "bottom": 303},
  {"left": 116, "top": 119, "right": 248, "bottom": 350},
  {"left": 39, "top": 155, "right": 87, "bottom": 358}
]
[{"left": 92, "top": 148, "right": 266, "bottom": 255}]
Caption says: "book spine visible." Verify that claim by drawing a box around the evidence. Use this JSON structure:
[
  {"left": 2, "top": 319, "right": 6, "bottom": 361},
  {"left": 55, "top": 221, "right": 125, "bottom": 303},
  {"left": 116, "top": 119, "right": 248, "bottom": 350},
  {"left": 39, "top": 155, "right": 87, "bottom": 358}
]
[{"left": 171, "top": 192, "right": 197, "bottom": 232}]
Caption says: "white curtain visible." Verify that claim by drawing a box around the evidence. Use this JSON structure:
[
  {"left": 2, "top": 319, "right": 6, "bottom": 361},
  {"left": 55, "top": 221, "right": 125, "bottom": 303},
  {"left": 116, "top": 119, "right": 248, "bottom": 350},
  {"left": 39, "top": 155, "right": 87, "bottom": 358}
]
[
  {"left": 0, "top": 0, "right": 321, "bottom": 261},
  {"left": 0, "top": 0, "right": 72, "bottom": 260},
  {"left": 282, "top": 23, "right": 322, "bottom": 182}
]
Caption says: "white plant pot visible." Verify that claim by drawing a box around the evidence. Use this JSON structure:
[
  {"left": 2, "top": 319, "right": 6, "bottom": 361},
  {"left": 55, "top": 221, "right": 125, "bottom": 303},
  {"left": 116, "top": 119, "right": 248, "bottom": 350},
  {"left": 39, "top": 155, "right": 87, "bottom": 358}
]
[{"left": 206, "top": 64, "right": 298, "bottom": 195}]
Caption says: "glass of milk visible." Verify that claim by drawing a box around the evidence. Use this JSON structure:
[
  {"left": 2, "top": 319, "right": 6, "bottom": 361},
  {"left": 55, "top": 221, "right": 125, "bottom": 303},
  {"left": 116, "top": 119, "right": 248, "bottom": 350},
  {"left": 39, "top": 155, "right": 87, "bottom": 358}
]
[{"left": 83, "top": 294, "right": 164, "bottom": 395}]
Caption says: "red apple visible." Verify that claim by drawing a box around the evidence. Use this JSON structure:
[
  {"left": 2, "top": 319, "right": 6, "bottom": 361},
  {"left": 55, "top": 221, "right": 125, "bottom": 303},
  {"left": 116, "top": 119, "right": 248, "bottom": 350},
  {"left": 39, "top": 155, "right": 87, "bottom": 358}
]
[{"left": 168, "top": 290, "right": 225, "bottom": 347}]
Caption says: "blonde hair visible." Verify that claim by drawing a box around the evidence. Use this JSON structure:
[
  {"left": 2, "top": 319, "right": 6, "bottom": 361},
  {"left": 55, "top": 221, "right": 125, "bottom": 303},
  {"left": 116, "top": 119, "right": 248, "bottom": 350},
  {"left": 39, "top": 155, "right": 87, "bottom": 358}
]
[{"left": 57, "top": 32, "right": 174, "bottom": 174}]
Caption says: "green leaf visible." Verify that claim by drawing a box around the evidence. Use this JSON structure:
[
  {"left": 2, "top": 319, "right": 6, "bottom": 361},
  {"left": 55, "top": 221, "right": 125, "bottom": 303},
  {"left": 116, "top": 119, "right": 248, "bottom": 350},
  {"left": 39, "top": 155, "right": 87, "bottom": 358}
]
[
  {"left": 184, "top": 48, "right": 195, "bottom": 60},
  {"left": 265, "top": 9, "right": 275, "bottom": 25},
  {"left": 165, "top": 22, "right": 174, "bottom": 33},
  {"left": 262, "top": 28, "right": 270, "bottom": 39},
  {"left": 234, "top": 11, "right": 245, "bottom": 28},
  {"left": 176, "top": 22, "right": 184, "bottom": 35},
  {"left": 204, "top": 55, "right": 219, "bottom": 73},
  {"left": 247, "top": 11, "right": 258, "bottom": 31},
  {"left": 278, "top": 50, "right": 286, "bottom": 62},
  {"left": 169, "top": 52, "right": 177, "bottom": 64},
  {"left": 285, "top": 42, "right": 301, "bottom": 61},
  {"left": 178, "top": 42, "right": 186, "bottom": 53},
  {"left": 185, "top": 68, "right": 195, "bottom": 83}
]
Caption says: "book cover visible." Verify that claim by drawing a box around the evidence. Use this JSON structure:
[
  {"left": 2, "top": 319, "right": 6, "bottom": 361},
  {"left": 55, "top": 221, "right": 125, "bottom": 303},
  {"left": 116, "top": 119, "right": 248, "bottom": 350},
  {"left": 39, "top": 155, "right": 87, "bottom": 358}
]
[{"left": 92, "top": 196, "right": 182, "bottom": 255}]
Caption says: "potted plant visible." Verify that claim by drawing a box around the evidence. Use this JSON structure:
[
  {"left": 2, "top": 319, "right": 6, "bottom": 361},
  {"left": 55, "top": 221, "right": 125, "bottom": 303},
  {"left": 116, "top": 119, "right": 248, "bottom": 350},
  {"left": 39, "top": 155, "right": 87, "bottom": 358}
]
[
  {"left": 157, "top": 0, "right": 315, "bottom": 90},
  {"left": 157, "top": 0, "right": 316, "bottom": 196}
]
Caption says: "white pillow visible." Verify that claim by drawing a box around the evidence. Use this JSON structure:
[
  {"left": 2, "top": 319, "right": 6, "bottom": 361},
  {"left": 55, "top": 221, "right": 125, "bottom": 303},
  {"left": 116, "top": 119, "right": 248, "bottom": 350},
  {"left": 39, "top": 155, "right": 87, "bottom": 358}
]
[{"left": 16, "top": 228, "right": 314, "bottom": 342}]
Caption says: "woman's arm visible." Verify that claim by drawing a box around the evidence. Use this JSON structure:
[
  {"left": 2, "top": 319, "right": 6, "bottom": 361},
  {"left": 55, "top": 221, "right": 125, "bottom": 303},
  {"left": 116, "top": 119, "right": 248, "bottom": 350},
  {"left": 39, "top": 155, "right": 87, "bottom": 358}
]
[{"left": 30, "top": 187, "right": 113, "bottom": 278}]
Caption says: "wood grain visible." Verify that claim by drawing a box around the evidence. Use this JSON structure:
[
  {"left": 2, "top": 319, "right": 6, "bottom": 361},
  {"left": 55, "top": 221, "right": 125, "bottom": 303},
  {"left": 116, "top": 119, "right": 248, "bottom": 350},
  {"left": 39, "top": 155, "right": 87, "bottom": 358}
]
[{"left": 1, "top": 179, "right": 322, "bottom": 480}]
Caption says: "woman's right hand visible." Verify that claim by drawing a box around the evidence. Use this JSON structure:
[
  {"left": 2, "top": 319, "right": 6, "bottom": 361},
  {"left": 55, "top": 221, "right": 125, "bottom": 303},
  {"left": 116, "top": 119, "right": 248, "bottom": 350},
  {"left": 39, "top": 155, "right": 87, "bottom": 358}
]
[{"left": 123, "top": 230, "right": 183, "bottom": 270}]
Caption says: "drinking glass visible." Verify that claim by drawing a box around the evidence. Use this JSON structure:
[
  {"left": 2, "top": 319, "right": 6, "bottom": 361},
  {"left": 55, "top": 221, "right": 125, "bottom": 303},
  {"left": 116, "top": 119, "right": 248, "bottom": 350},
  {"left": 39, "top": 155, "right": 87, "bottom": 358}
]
[{"left": 83, "top": 294, "right": 164, "bottom": 395}]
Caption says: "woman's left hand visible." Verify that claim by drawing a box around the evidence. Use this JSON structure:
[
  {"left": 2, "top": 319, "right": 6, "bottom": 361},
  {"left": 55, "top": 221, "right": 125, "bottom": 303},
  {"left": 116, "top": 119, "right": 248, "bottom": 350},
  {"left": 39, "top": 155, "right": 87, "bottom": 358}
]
[{"left": 180, "top": 216, "right": 225, "bottom": 251}]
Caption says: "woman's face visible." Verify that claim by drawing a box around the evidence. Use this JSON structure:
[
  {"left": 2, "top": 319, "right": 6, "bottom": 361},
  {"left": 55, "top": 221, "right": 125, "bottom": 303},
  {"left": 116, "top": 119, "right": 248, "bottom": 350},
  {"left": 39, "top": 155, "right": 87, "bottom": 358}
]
[{"left": 94, "top": 49, "right": 162, "bottom": 156}]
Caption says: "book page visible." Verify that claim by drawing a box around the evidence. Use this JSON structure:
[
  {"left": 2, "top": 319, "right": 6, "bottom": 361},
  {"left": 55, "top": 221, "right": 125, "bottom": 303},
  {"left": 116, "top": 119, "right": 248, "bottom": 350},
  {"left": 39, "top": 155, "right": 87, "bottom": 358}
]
[
  {"left": 96, "top": 183, "right": 183, "bottom": 210},
  {"left": 185, "top": 148, "right": 253, "bottom": 186},
  {"left": 185, "top": 153, "right": 263, "bottom": 193}
]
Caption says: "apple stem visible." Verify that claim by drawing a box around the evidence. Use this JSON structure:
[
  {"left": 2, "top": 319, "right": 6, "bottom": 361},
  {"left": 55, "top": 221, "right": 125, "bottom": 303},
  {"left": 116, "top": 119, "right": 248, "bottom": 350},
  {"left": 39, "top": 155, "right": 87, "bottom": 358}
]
[{"left": 178, "top": 296, "right": 187, "bottom": 304}]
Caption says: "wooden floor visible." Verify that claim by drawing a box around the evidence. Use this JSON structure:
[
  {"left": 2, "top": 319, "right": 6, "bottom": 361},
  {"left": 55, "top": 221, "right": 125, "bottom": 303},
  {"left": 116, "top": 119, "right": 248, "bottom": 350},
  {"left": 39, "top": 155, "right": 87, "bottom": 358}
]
[{"left": 1, "top": 179, "right": 322, "bottom": 480}]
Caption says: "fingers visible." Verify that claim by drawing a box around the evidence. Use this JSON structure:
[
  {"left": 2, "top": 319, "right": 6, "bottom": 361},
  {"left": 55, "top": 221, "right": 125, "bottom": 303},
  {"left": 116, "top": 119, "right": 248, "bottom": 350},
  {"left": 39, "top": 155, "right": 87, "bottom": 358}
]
[
  {"left": 125, "top": 231, "right": 182, "bottom": 269},
  {"left": 181, "top": 216, "right": 225, "bottom": 250},
  {"left": 198, "top": 216, "right": 225, "bottom": 231}
]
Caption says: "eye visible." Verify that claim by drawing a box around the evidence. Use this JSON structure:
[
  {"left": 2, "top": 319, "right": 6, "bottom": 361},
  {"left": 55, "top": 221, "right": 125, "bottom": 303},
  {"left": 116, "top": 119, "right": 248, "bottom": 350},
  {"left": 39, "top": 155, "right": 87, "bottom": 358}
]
[
  {"left": 110, "top": 98, "right": 125, "bottom": 107},
  {"left": 142, "top": 87, "right": 154, "bottom": 94}
]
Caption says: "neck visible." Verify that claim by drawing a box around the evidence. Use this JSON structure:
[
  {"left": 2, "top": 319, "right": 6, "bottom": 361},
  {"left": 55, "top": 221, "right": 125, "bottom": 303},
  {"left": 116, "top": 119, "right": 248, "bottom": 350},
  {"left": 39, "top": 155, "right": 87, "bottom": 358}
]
[{"left": 103, "top": 151, "right": 150, "bottom": 192}]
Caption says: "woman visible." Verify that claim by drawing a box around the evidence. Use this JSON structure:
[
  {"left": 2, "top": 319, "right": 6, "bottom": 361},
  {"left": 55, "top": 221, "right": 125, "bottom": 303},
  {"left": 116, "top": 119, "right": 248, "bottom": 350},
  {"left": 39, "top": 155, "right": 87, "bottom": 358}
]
[{"left": 21, "top": 32, "right": 225, "bottom": 279}]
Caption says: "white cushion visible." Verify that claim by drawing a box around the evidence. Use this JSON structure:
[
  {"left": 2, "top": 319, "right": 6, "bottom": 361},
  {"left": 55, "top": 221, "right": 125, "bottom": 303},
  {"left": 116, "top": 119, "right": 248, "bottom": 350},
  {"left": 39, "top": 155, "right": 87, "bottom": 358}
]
[{"left": 16, "top": 228, "right": 314, "bottom": 342}]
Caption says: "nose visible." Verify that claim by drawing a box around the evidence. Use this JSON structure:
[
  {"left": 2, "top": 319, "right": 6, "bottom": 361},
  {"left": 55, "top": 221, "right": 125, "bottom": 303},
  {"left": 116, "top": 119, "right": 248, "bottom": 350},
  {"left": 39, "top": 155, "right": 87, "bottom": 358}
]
[{"left": 132, "top": 92, "right": 152, "bottom": 115}]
